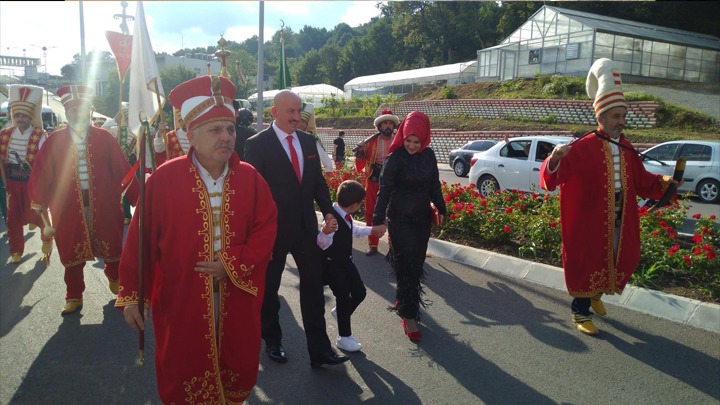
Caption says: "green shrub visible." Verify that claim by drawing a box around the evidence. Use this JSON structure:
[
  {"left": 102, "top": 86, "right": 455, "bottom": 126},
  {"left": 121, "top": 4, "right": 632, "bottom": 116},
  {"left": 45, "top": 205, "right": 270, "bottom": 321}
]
[{"left": 441, "top": 86, "right": 459, "bottom": 99}]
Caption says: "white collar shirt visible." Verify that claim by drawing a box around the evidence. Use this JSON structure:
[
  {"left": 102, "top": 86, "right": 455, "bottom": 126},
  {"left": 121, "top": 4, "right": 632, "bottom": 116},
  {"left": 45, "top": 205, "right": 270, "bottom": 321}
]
[
  {"left": 191, "top": 150, "right": 229, "bottom": 253},
  {"left": 273, "top": 121, "right": 304, "bottom": 179}
]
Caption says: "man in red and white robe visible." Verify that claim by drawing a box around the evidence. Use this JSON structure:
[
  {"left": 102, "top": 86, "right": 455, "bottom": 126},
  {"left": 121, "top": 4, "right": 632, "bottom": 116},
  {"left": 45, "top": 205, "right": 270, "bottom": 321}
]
[
  {"left": 1, "top": 84, "right": 51, "bottom": 263},
  {"left": 540, "top": 58, "right": 681, "bottom": 335},
  {"left": 28, "top": 84, "right": 139, "bottom": 314},
  {"left": 153, "top": 107, "right": 191, "bottom": 167},
  {"left": 353, "top": 109, "right": 398, "bottom": 255},
  {"left": 117, "top": 75, "right": 277, "bottom": 404}
]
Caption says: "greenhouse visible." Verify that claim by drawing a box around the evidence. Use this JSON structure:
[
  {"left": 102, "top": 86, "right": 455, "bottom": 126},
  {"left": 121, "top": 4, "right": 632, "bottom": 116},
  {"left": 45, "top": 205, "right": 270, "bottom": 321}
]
[
  {"left": 248, "top": 83, "right": 345, "bottom": 109},
  {"left": 476, "top": 5, "right": 720, "bottom": 83},
  {"left": 344, "top": 61, "right": 477, "bottom": 97}
]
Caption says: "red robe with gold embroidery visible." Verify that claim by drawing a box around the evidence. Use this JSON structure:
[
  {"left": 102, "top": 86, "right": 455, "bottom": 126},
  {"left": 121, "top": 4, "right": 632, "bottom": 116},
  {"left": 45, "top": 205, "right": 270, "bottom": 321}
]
[
  {"left": 355, "top": 134, "right": 392, "bottom": 246},
  {"left": 540, "top": 131, "right": 669, "bottom": 298},
  {"left": 154, "top": 130, "right": 188, "bottom": 167},
  {"left": 0, "top": 126, "right": 48, "bottom": 255},
  {"left": 27, "top": 127, "right": 139, "bottom": 267},
  {"left": 116, "top": 151, "right": 277, "bottom": 404}
]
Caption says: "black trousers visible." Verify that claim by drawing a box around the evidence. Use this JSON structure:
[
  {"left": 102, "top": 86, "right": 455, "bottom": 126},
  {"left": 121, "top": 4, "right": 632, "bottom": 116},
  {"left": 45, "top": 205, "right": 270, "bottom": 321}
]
[
  {"left": 571, "top": 297, "right": 592, "bottom": 316},
  {"left": 326, "top": 260, "right": 366, "bottom": 337},
  {"left": 261, "top": 229, "right": 331, "bottom": 360}
]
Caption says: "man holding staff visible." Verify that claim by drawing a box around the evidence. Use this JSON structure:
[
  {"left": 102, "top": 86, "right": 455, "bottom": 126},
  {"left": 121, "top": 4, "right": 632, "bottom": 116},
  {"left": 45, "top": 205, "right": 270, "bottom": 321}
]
[
  {"left": 28, "top": 84, "right": 139, "bottom": 315},
  {"left": 540, "top": 59, "right": 682, "bottom": 335},
  {"left": 117, "top": 75, "right": 277, "bottom": 403},
  {"left": 353, "top": 109, "right": 399, "bottom": 256}
]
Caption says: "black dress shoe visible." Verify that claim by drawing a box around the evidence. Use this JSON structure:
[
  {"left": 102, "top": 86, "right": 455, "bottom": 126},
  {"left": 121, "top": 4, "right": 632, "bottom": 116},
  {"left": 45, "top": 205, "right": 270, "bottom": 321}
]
[
  {"left": 310, "top": 351, "right": 350, "bottom": 369},
  {"left": 266, "top": 344, "right": 287, "bottom": 363},
  {"left": 365, "top": 247, "right": 378, "bottom": 256}
]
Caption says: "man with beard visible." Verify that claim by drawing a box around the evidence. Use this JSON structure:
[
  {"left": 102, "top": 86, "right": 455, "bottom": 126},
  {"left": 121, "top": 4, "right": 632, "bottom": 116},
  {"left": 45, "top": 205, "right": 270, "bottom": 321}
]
[
  {"left": 354, "top": 110, "right": 399, "bottom": 256},
  {"left": 0, "top": 84, "right": 52, "bottom": 263},
  {"left": 540, "top": 58, "right": 682, "bottom": 335},
  {"left": 28, "top": 85, "right": 139, "bottom": 314}
]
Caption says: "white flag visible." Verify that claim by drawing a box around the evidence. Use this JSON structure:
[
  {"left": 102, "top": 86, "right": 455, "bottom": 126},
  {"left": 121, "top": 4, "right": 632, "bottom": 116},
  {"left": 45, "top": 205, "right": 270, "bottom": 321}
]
[{"left": 128, "top": 1, "right": 165, "bottom": 137}]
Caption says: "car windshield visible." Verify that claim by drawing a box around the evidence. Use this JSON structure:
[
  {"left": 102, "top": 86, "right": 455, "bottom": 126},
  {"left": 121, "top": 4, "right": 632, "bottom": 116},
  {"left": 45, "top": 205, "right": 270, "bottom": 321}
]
[{"left": 644, "top": 144, "right": 679, "bottom": 161}]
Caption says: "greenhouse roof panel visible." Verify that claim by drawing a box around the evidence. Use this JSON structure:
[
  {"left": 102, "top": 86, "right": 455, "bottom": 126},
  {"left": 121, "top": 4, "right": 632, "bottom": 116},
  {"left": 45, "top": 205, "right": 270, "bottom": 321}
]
[{"left": 547, "top": 6, "right": 720, "bottom": 50}]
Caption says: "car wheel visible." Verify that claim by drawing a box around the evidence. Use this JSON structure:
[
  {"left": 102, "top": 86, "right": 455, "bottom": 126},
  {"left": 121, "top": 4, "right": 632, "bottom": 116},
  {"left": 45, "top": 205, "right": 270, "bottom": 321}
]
[
  {"left": 696, "top": 179, "right": 720, "bottom": 204},
  {"left": 477, "top": 175, "right": 500, "bottom": 197},
  {"left": 453, "top": 160, "right": 468, "bottom": 177}
]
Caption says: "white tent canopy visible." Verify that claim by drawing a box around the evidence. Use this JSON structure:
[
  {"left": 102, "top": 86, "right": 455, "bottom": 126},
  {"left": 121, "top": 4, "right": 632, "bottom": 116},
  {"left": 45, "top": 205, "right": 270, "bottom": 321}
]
[
  {"left": 248, "top": 83, "right": 346, "bottom": 108},
  {"left": 344, "top": 61, "right": 477, "bottom": 97}
]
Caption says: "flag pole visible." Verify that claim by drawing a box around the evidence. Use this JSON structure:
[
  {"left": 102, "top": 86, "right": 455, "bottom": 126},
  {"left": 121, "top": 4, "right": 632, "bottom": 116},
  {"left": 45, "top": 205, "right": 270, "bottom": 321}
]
[
  {"left": 257, "top": 1, "right": 264, "bottom": 129},
  {"left": 137, "top": 110, "right": 149, "bottom": 367}
]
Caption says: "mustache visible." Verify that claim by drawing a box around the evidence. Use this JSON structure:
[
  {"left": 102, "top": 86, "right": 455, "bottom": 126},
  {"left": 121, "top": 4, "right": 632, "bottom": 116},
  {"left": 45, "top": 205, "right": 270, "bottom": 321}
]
[{"left": 215, "top": 143, "right": 233, "bottom": 150}]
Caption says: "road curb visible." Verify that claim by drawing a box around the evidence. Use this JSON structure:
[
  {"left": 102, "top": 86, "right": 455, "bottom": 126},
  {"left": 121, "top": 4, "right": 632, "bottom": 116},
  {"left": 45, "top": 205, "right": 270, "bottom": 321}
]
[
  {"left": 315, "top": 211, "right": 719, "bottom": 333},
  {"left": 426, "top": 238, "right": 720, "bottom": 333}
]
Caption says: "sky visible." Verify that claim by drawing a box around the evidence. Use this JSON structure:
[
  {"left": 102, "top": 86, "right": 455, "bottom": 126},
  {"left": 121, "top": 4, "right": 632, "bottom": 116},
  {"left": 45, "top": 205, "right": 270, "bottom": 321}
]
[{"left": 0, "top": 1, "right": 385, "bottom": 76}]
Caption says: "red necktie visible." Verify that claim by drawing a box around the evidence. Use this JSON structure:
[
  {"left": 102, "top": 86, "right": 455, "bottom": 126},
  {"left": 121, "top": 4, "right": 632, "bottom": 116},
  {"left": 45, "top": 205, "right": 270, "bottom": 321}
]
[
  {"left": 286, "top": 135, "right": 301, "bottom": 183},
  {"left": 345, "top": 214, "right": 352, "bottom": 222}
]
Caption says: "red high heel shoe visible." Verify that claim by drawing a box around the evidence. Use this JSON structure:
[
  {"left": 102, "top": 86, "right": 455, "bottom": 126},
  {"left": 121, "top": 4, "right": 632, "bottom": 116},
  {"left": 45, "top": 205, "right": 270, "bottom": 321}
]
[{"left": 402, "top": 319, "right": 422, "bottom": 341}]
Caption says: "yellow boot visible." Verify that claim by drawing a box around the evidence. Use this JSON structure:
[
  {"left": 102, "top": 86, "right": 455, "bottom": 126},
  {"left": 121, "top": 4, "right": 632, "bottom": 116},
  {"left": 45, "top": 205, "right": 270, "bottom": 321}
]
[
  {"left": 572, "top": 314, "right": 599, "bottom": 335},
  {"left": 29, "top": 223, "right": 37, "bottom": 230},
  {"left": 61, "top": 300, "right": 83, "bottom": 315},
  {"left": 107, "top": 277, "right": 119, "bottom": 295},
  {"left": 591, "top": 293, "right": 607, "bottom": 317},
  {"left": 42, "top": 241, "right": 52, "bottom": 255},
  {"left": 10, "top": 253, "right": 22, "bottom": 263}
]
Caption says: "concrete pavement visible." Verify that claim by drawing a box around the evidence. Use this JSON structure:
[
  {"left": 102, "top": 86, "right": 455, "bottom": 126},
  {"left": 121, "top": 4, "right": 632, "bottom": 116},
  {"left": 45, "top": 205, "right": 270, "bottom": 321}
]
[{"left": 1, "top": 223, "right": 719, "bottom": 405}]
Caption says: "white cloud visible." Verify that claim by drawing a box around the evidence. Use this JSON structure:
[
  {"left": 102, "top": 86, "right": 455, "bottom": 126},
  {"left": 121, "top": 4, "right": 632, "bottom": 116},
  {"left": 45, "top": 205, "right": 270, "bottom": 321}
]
[
  {"left": 189, "top": 27, "right": 203, "bottom": 34},
  {"left": 225, "top": 26, "right": 277, "bottom": 43},
  {"left": 266, "top": 1, "right": 310, "bottom": 16},
  {"left": 340, "top": 1, "right": 382, "bottom": 27}
]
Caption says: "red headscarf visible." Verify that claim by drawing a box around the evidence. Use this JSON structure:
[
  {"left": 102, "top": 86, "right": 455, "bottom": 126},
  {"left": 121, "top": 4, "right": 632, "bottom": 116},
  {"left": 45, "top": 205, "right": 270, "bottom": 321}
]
[{"left": 388, "top": 110, "right": 431, "bottom": 153}]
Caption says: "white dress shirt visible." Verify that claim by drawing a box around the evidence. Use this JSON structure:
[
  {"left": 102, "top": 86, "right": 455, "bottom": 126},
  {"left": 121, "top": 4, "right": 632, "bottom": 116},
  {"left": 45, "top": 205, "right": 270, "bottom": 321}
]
[
  {"left": 272, "top": 121, "right": 304, "bottom": 179},
  {"left": 317, "top": 203, "right": 373, "bottom": 250},
  {"left": 191, "top": 151, "right": 229, "bottom": 253},
  {"left": 69, "top": 126, "right": 90, "bottom": 190}
]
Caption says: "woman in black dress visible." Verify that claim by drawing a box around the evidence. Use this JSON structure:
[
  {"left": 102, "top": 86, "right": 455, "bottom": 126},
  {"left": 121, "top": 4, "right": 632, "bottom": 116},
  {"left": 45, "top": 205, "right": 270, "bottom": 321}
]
[{"left": 372, "top": 111, "right": 446, "bottom": 340}]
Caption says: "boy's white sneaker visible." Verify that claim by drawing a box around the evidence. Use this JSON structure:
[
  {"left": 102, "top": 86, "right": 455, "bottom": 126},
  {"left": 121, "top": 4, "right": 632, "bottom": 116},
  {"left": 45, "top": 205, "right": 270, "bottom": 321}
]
[
  {"left": 331, "top": 307, "right": 338, "bottom": 323},
  {"left": 336, "top": 335, "right": 362, "bottom": 352}
]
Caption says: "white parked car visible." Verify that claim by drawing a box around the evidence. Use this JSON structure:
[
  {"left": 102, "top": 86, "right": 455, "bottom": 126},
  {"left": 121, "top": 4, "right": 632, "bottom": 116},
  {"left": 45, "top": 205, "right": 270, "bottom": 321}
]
[
  {"left": 468, "top": 136, "right": 572, "bottom": 197},
  {"left": 641, "top": 140, "right": 720, "bottom": 204}
]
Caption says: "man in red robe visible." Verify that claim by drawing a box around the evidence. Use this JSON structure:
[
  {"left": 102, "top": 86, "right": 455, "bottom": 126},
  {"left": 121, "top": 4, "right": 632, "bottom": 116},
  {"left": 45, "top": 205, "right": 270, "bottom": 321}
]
[
  {"left": 153, "top": 107, "right": 191, "bottom": 167},
  {"left": 353, "top": 109, "right": 398, "bottom": 255},
  {"left": 28, "top": 85, "right": 139, "bottom": 315},
  {"left": 1, "top": 84, "right": 51, "bottom": 263},
  {"left": 117, "top": 75, "right": 277, "bottom": 404},
  {"left": 540, "top": 58, "right": 681, "bottom": 335}
]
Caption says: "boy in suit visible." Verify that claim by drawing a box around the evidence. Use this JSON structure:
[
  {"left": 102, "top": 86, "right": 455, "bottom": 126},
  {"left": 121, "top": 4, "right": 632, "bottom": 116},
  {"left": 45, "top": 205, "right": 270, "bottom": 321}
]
[{"left": 317, "top": 180, "right": 386, "bottom": 352}]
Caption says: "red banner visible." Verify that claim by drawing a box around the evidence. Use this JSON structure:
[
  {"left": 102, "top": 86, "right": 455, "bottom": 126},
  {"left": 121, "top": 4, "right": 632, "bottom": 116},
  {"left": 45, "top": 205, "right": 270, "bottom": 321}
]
[{"left": 105, "top": 31, "right": 133, "bottom": 82}]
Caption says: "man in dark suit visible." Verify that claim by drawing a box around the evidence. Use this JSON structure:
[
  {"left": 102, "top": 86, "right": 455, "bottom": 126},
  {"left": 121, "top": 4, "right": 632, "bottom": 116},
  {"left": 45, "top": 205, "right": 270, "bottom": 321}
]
[{"left": 244, "top": 90, "right": 349, "bottom": 369}]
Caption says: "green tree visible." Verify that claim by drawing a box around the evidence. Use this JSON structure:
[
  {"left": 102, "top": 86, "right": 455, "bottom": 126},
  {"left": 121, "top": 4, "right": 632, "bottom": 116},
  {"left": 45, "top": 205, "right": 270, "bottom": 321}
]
[
  {"left": 97, "top": 66, "right": 131, "bottom": 118},
  {"left": 158, "top": 65, "right": 196, "bottom": 120},
  {"left": 295, "top": 49, "right": 324, "bottom": 85}
]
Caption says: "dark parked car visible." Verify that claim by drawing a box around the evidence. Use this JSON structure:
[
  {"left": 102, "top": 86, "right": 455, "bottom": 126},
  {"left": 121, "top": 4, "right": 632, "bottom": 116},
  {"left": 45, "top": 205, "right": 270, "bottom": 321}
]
[{"left": 448, "top": 140, "right": 498, "bottom": 177}]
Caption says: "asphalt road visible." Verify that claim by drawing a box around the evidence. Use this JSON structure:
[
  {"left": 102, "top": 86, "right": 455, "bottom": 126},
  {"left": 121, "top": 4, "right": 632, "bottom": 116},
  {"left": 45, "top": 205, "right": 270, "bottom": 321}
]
[
  {"left": 1, "top": 223, "right": 719, "bottom": 405},
  {"left": 438, "top": 165, "right": 720, "bottom": 231}
]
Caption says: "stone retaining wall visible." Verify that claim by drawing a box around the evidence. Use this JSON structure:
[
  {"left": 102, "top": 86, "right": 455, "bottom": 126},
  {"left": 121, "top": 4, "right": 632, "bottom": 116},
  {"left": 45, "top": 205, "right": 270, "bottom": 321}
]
[
  {"left": 377, "top": 99, "right": 660, "bottom": 129},
  {"left": 255, "top": 123, "right": 655, "bottom": 164}
]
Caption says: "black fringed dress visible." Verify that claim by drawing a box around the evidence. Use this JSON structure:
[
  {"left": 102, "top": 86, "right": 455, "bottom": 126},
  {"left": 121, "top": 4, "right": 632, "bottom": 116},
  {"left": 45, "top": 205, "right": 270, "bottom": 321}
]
[{"left": 372, "top": 146, "right": 446, "bottom": 320}]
